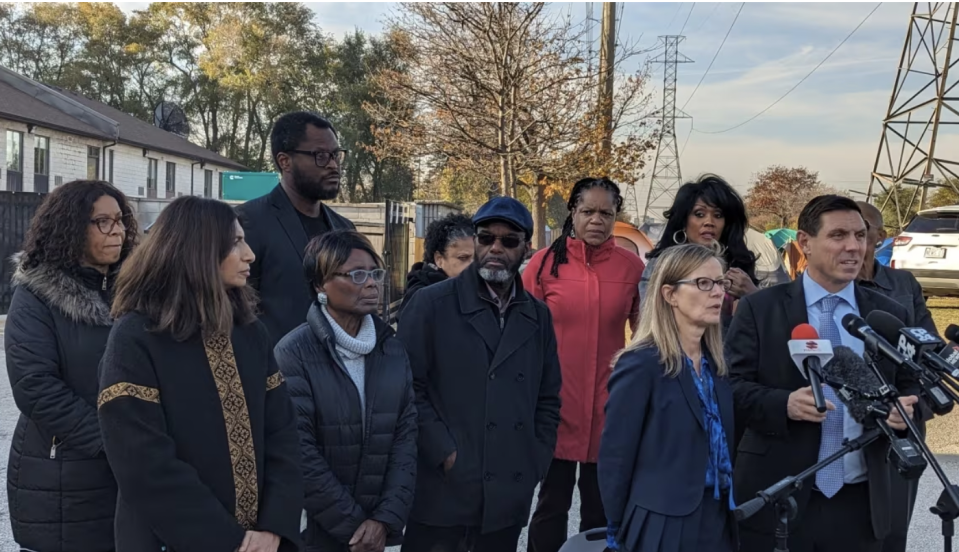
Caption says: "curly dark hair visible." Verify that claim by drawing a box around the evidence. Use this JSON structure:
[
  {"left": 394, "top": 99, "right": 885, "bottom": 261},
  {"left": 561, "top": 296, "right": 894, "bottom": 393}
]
[
  {"left": 20, "top": 180, "right": 138, "bottom": 271},
  {"left": 536, "top": 177, "right": 624, "bottom": 283},
  {"left": 423, "top": 213, "right": 474, "bottom": 265},
  {"left": 647, "top": 174, "right": 757, "bottom": 283}
]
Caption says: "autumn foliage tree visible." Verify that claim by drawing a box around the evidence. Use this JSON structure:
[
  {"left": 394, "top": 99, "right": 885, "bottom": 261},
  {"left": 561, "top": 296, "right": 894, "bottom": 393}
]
[
  {"left": 366, "top": 2, "right": 656, "bottom": 247},
  {"left": 745, "top": 166, "right": 835, "bottom": 230}
]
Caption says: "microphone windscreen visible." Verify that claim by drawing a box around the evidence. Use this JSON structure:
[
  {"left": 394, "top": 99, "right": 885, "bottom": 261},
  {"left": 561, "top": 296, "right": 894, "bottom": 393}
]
[
  {"left": 791, "top": 323, "right": 819, "bottom": 340},
  {"left": 946, "top": 324, "right": 959, "bottom": 343},
  {"left": 865, "top": 310, "right": 905, "bottom": 344},
  {"left": 821, "top": 345, "right": 881, "bottom": 424}
]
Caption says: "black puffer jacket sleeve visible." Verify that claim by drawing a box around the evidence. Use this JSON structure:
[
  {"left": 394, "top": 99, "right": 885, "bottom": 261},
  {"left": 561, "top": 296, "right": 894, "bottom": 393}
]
[
  {"left": 369, "top": 359, "right": 417, "bottom": 533},
  {"left": 5, "top": 289, "right": 102, "bottom": 457},
  {"left": 274, "top": 332, "right": 366, "bottom": 544}
]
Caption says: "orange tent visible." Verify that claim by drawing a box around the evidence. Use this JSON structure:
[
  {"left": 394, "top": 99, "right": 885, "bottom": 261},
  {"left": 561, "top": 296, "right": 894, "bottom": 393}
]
[{"left": 613, "top": 221, "right": 655, "bottom": 261}]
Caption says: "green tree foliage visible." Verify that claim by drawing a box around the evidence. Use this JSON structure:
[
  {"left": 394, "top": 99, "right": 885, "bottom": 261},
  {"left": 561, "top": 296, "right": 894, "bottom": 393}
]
[{"left": 0, "top": 2, "right": 412, "bottom": 201}]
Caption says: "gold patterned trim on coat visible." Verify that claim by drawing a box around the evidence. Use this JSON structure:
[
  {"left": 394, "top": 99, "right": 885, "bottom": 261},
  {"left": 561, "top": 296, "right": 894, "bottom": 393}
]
[
  {"left": 97, "top": 383, "right": 160, "bottom": 409},
  {"left": 266, "top": 371, "right": 285, "bottom": 391},
  {"left": 203, "top": 333, "right": 259, "bottom": 530}
]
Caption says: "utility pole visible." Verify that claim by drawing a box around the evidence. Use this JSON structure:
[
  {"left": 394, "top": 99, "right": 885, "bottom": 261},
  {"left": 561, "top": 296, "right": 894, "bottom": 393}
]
[
  {"left": 867, "top": 2, "right": 959, "bottom": 230},
  {"left": 598, "top": 2, "right": 616, "bottom": 156},
  {"left": 644, "top": 35, "right": 692, "bottom": 222}
]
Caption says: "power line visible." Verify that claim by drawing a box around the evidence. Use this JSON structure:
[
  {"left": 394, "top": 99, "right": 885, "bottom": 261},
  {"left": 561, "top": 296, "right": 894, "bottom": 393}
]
[
  {"left": 681, "top": 2, "right": 744, "bottom": 111},
  {"left": 694, "top": 3, "right": 722, "bottom": 33},
  {"left": 694, "top": 2, "right": 882, "bottom": 135},
  {"left": 679, "top": 3, "right": 696, "bottom": 36},
  {"left": 664, "top": 2, "right": 685, "bottom": 30}
]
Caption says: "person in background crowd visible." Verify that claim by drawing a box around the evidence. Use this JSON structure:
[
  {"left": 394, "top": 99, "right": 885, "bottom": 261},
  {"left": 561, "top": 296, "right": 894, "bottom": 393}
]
[
  {"left": 4, "top": 180, "right": 137, "bottom": 552},
  {"left": 640, "top": 175, "right": 759, "bottom": 329},
  {"left": 238, "top": 111, "right": 356, "bottom": 347},
  {"left": 727, "top": 195, "right": 921, "bottom": 552},
  {"left": 523, "top": 177, "right": 644, "bottom": 552},
  {"left": 399, "top": 213, "right": 475, "bottom": 319},
  {"left": 275, "top": 230, "right": 417, "bottom": 552},
  {"left": 599, "top": 244, "right": 736, "bottom": 552},
  {"left": 397, "top": 197, "right": 562, "bottom": 552},
  {"left": 856, "top": 200, "right": 937, "bottom": 552},
  {"left": 99, "top": 196, "right": 302, "bottom": 552}
]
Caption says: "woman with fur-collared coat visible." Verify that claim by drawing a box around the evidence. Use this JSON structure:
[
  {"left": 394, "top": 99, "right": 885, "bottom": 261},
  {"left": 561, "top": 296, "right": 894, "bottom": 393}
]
[{"left": 4, "top": 180, "right": 138, "bottom": 552}]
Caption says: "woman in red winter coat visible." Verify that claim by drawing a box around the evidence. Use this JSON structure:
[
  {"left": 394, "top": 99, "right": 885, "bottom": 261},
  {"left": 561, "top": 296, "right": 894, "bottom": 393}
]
[{"left": 522, "top": 177, "right": 645, "bottom": 552}]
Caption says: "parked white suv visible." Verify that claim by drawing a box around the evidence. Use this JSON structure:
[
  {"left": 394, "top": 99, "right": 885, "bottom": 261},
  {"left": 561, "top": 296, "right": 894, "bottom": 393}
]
[{"left": 890, "top": 205, "right": 959, "bottom": 297}]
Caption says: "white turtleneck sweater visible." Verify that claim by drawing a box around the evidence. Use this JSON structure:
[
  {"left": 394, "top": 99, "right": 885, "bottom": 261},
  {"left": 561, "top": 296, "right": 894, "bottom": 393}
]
[{"left": 321, "top": 305, "right": 377, "bottom": 427}]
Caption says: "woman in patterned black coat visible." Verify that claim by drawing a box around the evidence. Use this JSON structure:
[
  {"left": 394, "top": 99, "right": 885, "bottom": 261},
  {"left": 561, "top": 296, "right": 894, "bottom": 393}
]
[{"left": 98, "top": 196, "right": 303, "bottom": 552}]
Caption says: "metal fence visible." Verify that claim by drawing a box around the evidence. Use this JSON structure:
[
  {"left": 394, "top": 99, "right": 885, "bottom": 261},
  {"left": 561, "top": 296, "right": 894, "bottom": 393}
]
[
  {"left": 0, "top": 192, "right": 45, "bottom": 314},
  {"left": 381, "top": 200, "right": 414, "bottom": 324}
]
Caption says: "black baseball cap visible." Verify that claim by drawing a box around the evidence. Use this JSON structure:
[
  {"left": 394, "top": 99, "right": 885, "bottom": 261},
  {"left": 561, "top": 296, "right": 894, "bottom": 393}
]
[{"left": 472, "top": 196, "right": 534, "bottom": 239}]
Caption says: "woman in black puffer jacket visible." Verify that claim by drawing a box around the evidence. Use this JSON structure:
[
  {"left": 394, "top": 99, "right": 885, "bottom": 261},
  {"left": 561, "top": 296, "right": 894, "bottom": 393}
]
[
  {"left": 4, "top": 180, "right": 138, "bottom": 552},
  {"left": 397, "top": 213, "right": 474, "bottom": 321},
  {"left": 276, "top": 230, "right": 417, "bottom": 552}
]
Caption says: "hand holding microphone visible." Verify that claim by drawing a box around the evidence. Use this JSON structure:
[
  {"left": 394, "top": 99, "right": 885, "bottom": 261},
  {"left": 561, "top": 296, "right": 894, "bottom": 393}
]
[{"left": 786, "top": 324, "right": 837, "bottom": 422}]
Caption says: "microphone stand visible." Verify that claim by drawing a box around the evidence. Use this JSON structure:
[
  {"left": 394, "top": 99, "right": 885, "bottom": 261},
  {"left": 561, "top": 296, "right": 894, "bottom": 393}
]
[
  {"left": 733, "top": 427, "right": 884, "bottom": 552},
  {"left": 860, "top": 353, "right": 959, "bottom": 552}
]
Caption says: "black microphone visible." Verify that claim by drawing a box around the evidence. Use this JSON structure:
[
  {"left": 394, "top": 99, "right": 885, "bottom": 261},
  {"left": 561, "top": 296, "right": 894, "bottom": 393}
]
[
  {"left": 820, "top": 345, "right": 885, "bottom": 424},
  {"left": 866, "top": 311, "right": 957, "bottom": 415},
  {"left": 938, "top": 341, "right": 959, "bottom": 378},
  {"left": 946, "top": 324, "right": 959, "bottom": 343},
  {"left": 841, "top": 313, "right": 912, "bottom": 368},
  {"left": 821, "top": 345, "right": 927, "bottom": 479}
]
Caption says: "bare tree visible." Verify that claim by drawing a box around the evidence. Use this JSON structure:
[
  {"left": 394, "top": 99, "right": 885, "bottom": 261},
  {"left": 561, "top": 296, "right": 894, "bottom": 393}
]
[{"left": 367, "top": 2, "right": 655, "bottom": 245}]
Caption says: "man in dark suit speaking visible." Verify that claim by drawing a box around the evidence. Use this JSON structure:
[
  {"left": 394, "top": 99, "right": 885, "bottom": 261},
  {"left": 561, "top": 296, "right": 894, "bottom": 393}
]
[{"left": 726, "top": 195, "right": 921, "bottom": 552}]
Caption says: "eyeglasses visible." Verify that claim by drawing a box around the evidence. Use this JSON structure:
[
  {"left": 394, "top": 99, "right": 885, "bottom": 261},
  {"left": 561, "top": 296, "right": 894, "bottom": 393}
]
[
  {"left": 476, "top": 233, "right": 523, "bottom": 249},
  {"left": 90, "top": 215, "right": 131, "bottom": 235},
  {"left": 286, "top": 149, "right": 348, "bottom": 168},
  {"left": 673, "top": 277, "right": 733, "bottom": 292},
  {"left": 333, "top": 268, "right": 387, "bottom": 285}
]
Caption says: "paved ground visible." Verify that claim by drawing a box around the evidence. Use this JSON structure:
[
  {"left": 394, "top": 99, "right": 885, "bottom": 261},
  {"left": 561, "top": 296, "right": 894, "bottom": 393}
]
[{"left": 0, "top": 303, "right": 957, "bottom": 551}]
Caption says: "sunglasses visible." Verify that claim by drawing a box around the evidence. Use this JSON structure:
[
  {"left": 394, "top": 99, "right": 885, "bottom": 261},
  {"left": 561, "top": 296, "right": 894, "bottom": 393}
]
[{"left": 476, "top": 233, "right": 524, "bottom": 249}]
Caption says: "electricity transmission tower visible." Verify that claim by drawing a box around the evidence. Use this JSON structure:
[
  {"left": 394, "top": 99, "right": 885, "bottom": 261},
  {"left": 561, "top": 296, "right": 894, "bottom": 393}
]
[
  {"left": 867, "top": 2, "right": 959, "bottom": 230},
  {"left": 644, "top": 36, "right": 692, "bottom": 222}
]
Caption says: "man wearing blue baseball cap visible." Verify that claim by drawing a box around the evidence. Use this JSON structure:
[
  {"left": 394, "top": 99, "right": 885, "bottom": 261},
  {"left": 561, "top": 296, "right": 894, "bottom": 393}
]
[{"left": 397, "top": 196, "right": 562, "bottom": 552}]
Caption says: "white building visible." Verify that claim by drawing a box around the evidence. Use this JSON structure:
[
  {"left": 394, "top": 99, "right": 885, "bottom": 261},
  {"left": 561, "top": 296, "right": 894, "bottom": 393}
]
[{"left": 0, "top": 64, "right": 245, "bottom": 199}]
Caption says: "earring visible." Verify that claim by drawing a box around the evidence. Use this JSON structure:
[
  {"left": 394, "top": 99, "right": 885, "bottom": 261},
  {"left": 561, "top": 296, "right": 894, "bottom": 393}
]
[
  {"left": 673, "top": 230, "right": 688, "bottom": 244},
  {"left": 317, "top": 292, "right": 328, "bottom": 305}
]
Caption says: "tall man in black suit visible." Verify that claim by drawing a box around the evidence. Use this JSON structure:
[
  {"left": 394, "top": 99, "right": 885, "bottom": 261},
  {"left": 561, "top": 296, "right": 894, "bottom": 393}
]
[
  {"left": 237, "top": 111, "right": 355, "bottom": 346},
  {"left": 726, "top": 195, "right": 922, "bottom": 552}
]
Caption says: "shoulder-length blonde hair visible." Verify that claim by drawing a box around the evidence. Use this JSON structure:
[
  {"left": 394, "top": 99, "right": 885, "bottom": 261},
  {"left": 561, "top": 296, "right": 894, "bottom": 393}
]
[{"left": 617, "top": 243, "right": 727, "bottom": 377}]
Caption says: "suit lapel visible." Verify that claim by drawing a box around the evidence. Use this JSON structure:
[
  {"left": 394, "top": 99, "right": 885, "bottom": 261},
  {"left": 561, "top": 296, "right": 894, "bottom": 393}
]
[
  {"left": 269, "top": 185, "right": 309, "bottom": 261},
  {"left": 489, "top": 301, "right": 537, "bottom": 373},
  {"left": 679, "top": 365, "right": 706, "bottom": 431},
  {"left": 784, "top": 276, "right": 810, "bottom": 331},
  {"left": 710, "top": 350, "right": 736, "bottom": 458}
]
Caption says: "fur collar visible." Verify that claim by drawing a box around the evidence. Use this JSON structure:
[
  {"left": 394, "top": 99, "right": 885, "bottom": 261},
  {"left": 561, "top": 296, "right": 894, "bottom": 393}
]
[{"left": 10, "top": 252, "right": 113, "bottom": 326}]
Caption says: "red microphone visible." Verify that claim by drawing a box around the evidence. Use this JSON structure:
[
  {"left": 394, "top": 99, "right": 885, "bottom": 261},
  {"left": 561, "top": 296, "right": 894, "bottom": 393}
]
[{"left": 788, "top": 323, "right": 833, "bottom": 413}]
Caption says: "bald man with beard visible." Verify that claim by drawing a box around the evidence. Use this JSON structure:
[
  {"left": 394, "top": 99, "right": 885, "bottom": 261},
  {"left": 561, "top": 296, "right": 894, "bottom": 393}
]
[{"left": 856, "top": 200, "right": 937, "bottom": 552}]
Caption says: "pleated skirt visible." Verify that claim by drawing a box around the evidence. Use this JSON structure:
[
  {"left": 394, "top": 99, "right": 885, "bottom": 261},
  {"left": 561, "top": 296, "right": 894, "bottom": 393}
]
[{"left": 619, "top": 490, "right": 735, "bottom": 552}]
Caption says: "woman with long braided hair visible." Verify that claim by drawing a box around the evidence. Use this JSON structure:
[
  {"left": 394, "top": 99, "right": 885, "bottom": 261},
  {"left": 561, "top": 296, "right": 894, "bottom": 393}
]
[{"left": 522, "top": 177, "right": 645, "bottom": 552}]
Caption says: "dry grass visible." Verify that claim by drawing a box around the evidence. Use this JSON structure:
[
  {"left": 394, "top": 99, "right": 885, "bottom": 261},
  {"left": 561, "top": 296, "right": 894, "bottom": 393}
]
[{"left": 923, "top": 297, "right": 959, "bottom": 454}]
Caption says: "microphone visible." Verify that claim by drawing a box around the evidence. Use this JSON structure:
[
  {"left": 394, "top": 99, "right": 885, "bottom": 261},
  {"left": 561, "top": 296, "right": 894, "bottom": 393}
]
[
  {"left": 866, "top": 311, "right": 957, "bottom": 415},
  {"left": 841, "top": 313, "right": 911, "bottom": 368},
  {"left": 946, "top": 324, "right": 959, "bottom": 343},
  {"left": 788, "top": 324, "right": 832, "bottom": 413},
  {"left": 820, "top": 345, "right": 884, "bottom": 424},
  {"left": 938, "top": 341, "right": 959, "bottom": 378},
  {"left": 820, "top": 345, "right": 927, "bottom": 479}
]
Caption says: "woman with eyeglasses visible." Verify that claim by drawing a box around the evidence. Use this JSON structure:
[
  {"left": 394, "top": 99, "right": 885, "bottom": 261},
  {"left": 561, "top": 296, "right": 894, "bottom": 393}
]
[
  {"left": 4, "top": 180, "right": 137, "bottom": 552},
  {"left": 275, "top": 230, "right": 417, "bottom": 552},
  {"left": 99, "top": 196, "right": 302, "bottom": 552},
  {"left": 600, "top": 244, "right": 737, "bottom": 552}
]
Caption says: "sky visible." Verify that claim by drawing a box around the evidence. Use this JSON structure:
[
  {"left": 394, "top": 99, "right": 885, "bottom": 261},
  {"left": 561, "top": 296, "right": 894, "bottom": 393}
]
[{"left": 115, "top": 2, "right": 946, "bottom": 219}]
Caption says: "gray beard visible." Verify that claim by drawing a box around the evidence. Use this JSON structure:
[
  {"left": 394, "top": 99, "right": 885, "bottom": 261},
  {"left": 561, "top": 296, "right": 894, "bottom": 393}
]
[{"left": 479, "top": 267, "right": 513, "bottom": 284}]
